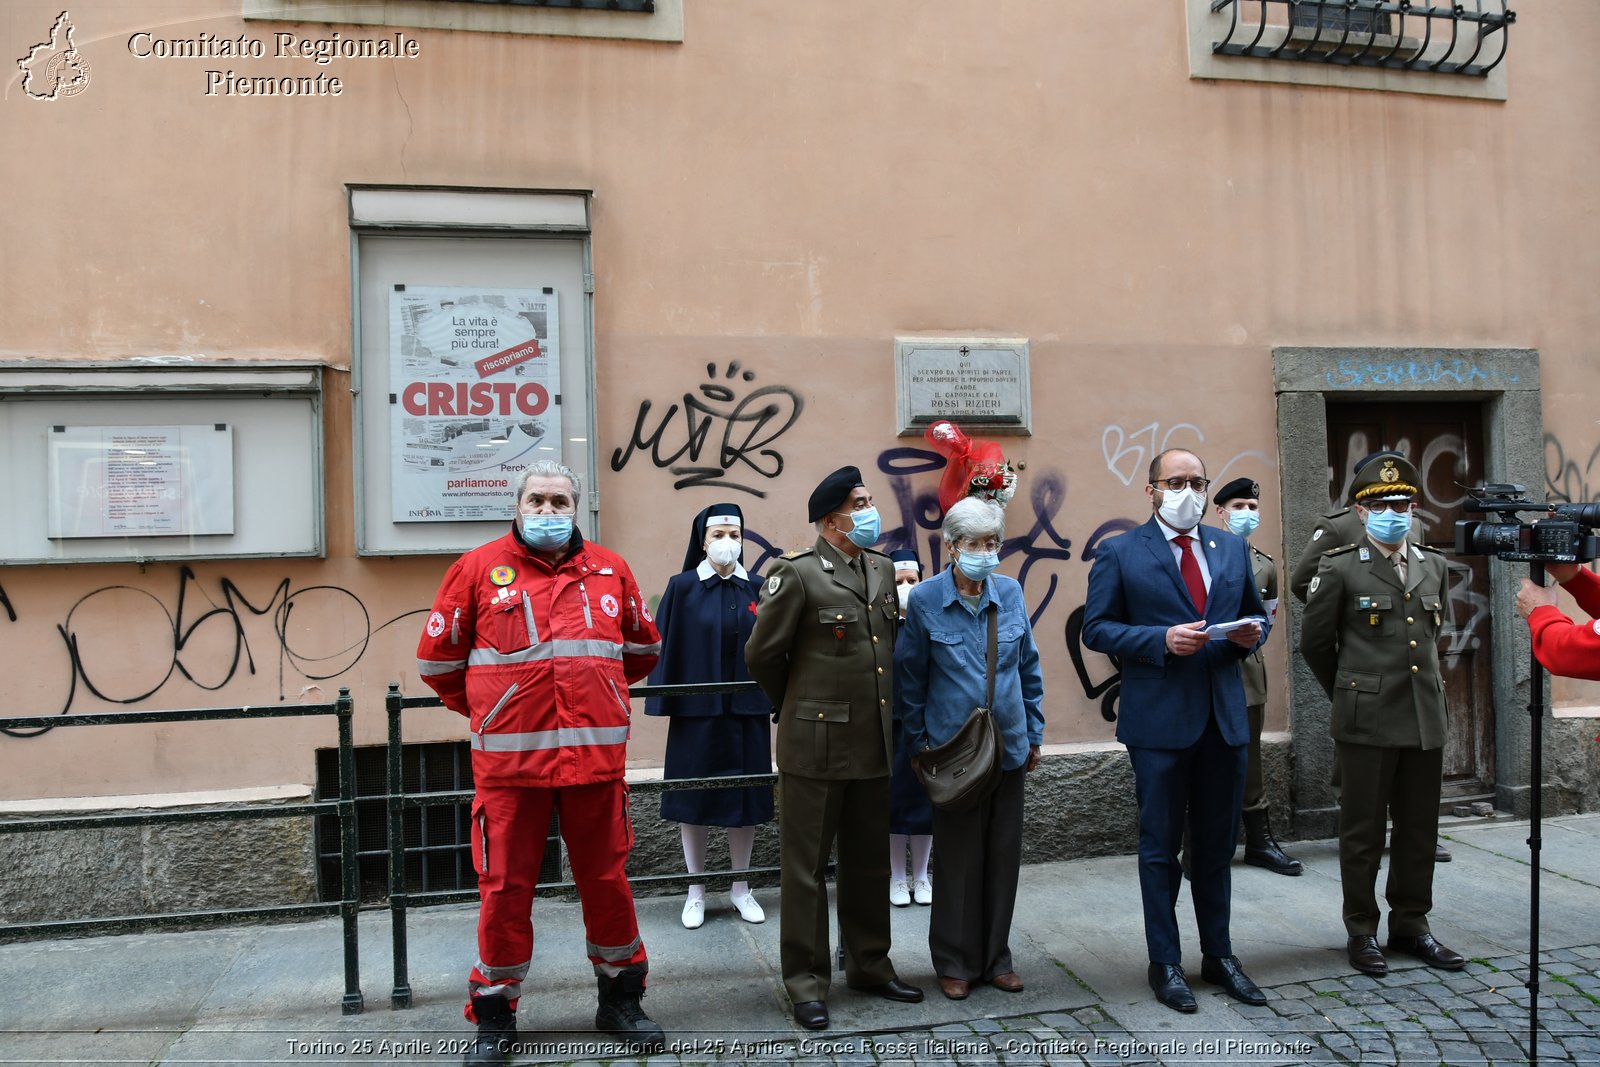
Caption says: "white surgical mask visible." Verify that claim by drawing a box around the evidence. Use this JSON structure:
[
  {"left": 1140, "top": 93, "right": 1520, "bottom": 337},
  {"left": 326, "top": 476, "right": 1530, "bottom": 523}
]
[
  {"left": 896, "top": 584, "right": 913, "bottom": 612},
  {"left": 705, "top": 538, "right": 741, "bottom": 568},
  {"left": 1158, "top": 486, "right": 1207, "bottom": 531}
]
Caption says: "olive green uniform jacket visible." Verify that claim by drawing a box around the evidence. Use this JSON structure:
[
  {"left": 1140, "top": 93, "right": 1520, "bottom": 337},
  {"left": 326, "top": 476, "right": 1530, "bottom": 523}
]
[
  {"left": 1299, "top": 539, "right": 1449, "bottom": 750},
  {"left": 1242, "top": 545, "right": 1277, "bottom": 708},
  {"left": 1289, "top": 507, "right": 1365, "bottom": 603},
  {"left": 744, "top": 536, "right": 897, "bottom": 777}
]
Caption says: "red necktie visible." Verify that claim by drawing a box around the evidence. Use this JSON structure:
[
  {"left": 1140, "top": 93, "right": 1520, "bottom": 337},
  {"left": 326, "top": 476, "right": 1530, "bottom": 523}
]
[{"left": 1175, "top": 534, "right": 1206, "bottom": 616}]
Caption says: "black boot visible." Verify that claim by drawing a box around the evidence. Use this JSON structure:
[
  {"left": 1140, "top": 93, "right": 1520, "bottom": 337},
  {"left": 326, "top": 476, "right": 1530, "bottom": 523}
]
[
  {"left": 1242, "top": 809, "right": 1303, "bottom": 876},
  {"left": 595, "top": 966, "right": 665, "bottom": 1053},
  {"left": 463, "top": 993, "right": 517, "bottom": 1067}
]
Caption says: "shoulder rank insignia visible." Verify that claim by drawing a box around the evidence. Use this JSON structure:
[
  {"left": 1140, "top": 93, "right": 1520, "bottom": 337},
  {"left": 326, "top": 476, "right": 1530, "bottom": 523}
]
[{"left": 1324, "top": 543, "right": 1359, "bottom": 558}]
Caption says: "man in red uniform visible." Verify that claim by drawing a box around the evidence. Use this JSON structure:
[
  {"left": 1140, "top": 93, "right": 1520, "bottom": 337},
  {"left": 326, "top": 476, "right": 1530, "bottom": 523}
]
[
  {"left": 1516, "top": 563, "right": 1600, "bottom": 681},
  {"left": 416, "top": 459, "right": 664, "bottom": 1066}
]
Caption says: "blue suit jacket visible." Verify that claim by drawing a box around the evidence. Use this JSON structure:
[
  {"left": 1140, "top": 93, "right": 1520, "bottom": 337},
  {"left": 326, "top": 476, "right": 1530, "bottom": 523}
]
[{"left": 1082, "top": 517, "right": 1269, "bottom": 750}]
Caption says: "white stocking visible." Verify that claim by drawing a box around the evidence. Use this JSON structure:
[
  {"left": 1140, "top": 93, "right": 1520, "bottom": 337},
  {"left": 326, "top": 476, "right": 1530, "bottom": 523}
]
[
  {"left": 727, "top": 825, "right": 756, "bottom": 899},
  {"left": 910, "top": 834, "right": 933, "bottom": 883},
  {"left": 680, "top": 823, "right": 707, "bottom": 900}
]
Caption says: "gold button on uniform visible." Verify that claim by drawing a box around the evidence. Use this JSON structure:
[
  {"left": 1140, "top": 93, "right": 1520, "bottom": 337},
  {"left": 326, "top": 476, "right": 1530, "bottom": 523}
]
[
  {"left": 872, "top": 636, "right": 879, "bottom": 644},
  {"left": 836, "top": 614, "right": 844, "bottom": 621},
  {"left": 1410, "top": 640, "right": 1418, "bottom": 648},
  {"left": 1406, "top": 617, "right": 1414, "bottom": 625},
  {"left": 876, "top": 667, "right": 884, "bottom": 675},
  {"left": 1411, "top": 666, "right": 1419, "bottom": 674},
  {"left": 1405, "top": 592, "right": 1413, "bottom": 601},
  {"left": 817, "top": 712, "right": 825, "bottom": 719}
]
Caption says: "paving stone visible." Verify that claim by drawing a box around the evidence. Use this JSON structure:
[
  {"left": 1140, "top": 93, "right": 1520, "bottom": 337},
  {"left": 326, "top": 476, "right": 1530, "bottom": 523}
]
[{"left": 1276, "top": 982, "right": 1315, "bottom": 999}]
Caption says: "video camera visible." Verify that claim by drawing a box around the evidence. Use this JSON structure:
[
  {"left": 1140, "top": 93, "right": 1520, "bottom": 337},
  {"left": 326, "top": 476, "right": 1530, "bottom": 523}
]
[{"left": 1454, "top": 484, "right": 1600, "bottom": 564}]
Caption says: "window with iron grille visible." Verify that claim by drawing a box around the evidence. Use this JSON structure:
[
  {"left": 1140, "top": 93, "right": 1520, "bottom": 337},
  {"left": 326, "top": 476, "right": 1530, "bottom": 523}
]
[
  {"left": 314, "top": 742, "right": 562, "bottom": 904},
  {"left": 1186, "top": 0, "right": 1514, "bottom": 99}
]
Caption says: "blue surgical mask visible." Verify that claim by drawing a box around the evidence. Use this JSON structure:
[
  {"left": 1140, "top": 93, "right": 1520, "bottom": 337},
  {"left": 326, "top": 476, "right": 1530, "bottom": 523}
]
[
  {"left": 837, "top": 506, "right": 880, "bottom": 548},
  {"left": 521, "top": 513, "right": 574, "bottom": 550},
  {"left": 1364, "top": 507, "right": 1412, "bottom": 545},
  {"left": 1226, "top": 509, "right": 1260, "bottom": 538},
  {"left": 956, "top": 551, "right": 1000, "bottom": 582}
]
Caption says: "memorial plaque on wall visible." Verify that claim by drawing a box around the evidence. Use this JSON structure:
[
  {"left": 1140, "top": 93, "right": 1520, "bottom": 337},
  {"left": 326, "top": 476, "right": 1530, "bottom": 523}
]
[{"left": 895, "top": 337, "right": 1031, "bottom": 435}]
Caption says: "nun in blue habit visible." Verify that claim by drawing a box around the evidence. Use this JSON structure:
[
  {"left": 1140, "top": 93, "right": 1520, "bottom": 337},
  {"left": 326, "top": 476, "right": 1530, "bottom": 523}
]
[{"left": 645, "top": 502, "right": 774, "bottom": 931}]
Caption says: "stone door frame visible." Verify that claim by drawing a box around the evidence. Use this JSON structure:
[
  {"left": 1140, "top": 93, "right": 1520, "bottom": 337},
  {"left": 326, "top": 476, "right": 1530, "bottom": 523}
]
[{"left": 1273, "top": 347, "right": 1543, "bottom": 838}]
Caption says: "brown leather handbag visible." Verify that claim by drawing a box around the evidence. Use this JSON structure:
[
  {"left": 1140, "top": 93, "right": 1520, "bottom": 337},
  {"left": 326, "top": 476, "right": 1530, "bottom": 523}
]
[{"left": 918, "top": 609, "right": 1003, "bottom": 813}]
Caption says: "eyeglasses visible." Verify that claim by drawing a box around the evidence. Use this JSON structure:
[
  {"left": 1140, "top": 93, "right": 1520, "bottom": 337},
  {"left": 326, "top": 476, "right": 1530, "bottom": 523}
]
[
  {"left": 956, "top": 538, "right": 1002, "bottom": 553},
  {"left": 1151, "top": 477, "right": 1210, "bottom": 492},
  {"left": 1362, "top": 500, "right": 1414, "bottom": 514}
]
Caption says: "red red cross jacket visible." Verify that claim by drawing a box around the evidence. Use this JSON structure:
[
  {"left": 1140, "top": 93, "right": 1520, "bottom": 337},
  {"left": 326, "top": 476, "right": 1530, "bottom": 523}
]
[
  {"left": 1526, "top": 566, "right": 1600, "bottom": 682},
  {"left": 416, "top": 528, "right": 662, "bottom": 787}
]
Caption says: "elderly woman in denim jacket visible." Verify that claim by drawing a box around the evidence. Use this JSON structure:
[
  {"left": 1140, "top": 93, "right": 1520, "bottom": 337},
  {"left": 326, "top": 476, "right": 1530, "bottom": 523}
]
[{"left": 893, "top": 496, "right": 1044, "bottom": 1001}]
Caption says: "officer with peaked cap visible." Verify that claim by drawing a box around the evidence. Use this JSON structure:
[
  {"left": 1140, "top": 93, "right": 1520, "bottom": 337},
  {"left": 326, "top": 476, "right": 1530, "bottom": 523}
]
[
  {"left": 744, "top": 466, "right": 924, "bottom": 1030},
  {"left": 1289, "top": 450, "right": 1452, "bottom": 862},
  {"left": 1211, "top": 477, "right": 1301, "bottom": 878},
  {"left": 1299, "top": 454, "right": 1465, "bottom": 979}
]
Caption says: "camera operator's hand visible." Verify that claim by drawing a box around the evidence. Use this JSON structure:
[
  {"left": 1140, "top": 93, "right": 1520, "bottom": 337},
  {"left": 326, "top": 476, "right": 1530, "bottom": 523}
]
[
  {"left": 1516, "top": 577, "right": 1560, "bottom": 619},
  {"left": 1547, "top": 563, "right": 1581, "bottom": 585}
]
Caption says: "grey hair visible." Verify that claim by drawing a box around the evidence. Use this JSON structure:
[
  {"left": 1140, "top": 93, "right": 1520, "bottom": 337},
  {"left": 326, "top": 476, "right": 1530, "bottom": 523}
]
[
  {"left": 941, "top": 496, "right": 1005, "bottom": 547},
  {"left": 516, "top": 460, "right": 582, "bottom": 503}
]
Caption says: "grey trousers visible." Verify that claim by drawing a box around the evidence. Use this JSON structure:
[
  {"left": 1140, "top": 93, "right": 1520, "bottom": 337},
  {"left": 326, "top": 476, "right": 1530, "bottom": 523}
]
[{"left": 928, "top": 766, "right": 1026, "bottom": 982}]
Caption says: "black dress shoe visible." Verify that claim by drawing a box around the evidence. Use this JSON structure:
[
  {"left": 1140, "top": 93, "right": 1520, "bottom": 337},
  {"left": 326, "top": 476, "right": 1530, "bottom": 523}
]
[
  {"left": 856, "top": 977, "right": 924, "bottom": 1003},
  {"left": 1435, "top": 843, "right": 1453, "bottom": 863},
  {"left": 1200, "top": 955, "right": 1267, "bottom": 1005},
  {"left": 1147, "top": 962, "right": 1197, "bottom": 1014},
  {"left": 1347, "top": 934, "right": 1388, "bottom": 976},
  {"left": 792, "top": 1000, "right": 829, "bottom": 1030},
  {"left": 1388, "top": 933, "right": 1466, "bottom": 971}
]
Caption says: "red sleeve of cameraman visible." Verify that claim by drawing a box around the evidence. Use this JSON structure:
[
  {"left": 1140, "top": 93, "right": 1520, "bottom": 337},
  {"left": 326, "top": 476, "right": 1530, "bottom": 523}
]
[
  {"left": 1562, "top": 566, "right": 1600, "bottom": 622},
  {"left": 1527, "top": 572, "right": 1600, "bottom": 681}
]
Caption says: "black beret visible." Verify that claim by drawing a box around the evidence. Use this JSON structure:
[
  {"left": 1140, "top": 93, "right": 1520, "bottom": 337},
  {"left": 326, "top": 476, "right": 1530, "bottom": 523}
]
[
  {"left": 808, "top": 465, "right": 864, "bottom": 522},
  {"left": 1213, "top": 477, "right": 1260, "bottom": 506}
]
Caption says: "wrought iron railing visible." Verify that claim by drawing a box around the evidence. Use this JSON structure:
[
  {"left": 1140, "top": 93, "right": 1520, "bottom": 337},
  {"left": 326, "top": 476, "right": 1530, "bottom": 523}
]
[
  {"left": 1211, "top": 0, "right": 1514, "bottom": 77},
  {"left": 384, "top": 680, "right": 778, "bottom": 1009},
  {"left": 0, "top": 692, "right": 365, "bottom": 1014}
]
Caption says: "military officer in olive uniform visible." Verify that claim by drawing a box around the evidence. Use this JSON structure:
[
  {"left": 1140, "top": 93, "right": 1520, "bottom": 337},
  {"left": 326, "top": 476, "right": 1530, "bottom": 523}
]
[
  {"left": 1212, "top": 478, "right": 1301, "bottom": 876},
  {"left": 1290, "top": 451, "right": 1452, "bottom": 862},
  {"left": 1299, "top": 455, "right": 1466, "bottom": 978},
  {"left": 743, "top": 466, "right": 924, "bottom": 1031}
]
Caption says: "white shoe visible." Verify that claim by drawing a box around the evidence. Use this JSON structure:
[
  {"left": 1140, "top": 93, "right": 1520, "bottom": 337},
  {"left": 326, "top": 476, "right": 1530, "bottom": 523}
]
[
  {"left": 681, "top": 897, "right": 705, "bottom": 930},
  {"left": 731, "top": 892, "right": 765, "bottom": 924},
  {"left": 889, "top": 879, "right": 911, "bottom": 907},
  {"left": 912, "top": 878, "right": 933, "bottom": 906}
]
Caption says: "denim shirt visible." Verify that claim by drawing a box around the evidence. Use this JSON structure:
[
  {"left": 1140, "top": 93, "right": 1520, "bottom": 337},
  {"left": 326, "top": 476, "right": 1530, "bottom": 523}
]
[{"left": 893, "top": 567, "right": 1045, "bottom": 772}]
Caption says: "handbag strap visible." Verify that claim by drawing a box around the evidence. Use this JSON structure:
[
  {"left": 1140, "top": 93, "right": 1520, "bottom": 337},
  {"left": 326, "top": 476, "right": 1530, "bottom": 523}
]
[{"left": 983, "top": 605, "right": 997, "bottom": 710}]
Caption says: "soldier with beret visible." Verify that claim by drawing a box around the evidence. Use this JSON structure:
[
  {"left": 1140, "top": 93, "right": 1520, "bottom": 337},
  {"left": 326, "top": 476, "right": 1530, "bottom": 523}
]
[
  {"left": 1212, "top": 477, "right": 1301, "bottom": 877},
  {"left": 743, "top": 466, "right": 924, "bottom": 1031},
  {"left": 1299, "top": 454, "right": 1465, "bottom": 978}
]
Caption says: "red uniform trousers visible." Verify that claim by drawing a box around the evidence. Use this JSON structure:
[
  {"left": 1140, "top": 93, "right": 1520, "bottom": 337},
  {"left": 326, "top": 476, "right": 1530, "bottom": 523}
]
[{"left": 465, "top": 779, "right": 648, "bottom": 1020}]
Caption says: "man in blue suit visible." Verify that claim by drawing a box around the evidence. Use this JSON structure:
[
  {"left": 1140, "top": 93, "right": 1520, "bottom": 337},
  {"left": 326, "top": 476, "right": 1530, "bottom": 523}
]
[{"left": 1083, "top": 448, "right": 1270, "bottom": 1013}]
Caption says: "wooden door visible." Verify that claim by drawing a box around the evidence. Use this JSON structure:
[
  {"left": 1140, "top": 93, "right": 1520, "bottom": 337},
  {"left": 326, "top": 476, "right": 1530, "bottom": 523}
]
[{"left": 1325, "top": 403, "right": 1494, "bottom": 800}]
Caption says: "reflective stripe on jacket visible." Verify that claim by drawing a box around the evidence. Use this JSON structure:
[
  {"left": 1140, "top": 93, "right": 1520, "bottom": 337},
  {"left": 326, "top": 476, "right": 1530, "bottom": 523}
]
[{"left": 416, "top": 528, "right": 662, "bottom": 787}]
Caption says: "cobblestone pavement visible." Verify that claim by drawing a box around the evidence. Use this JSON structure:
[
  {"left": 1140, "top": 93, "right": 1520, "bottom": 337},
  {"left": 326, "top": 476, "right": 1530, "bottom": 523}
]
[{"left": 565, "top": 945, "right": 1600, "bottom": 1066}]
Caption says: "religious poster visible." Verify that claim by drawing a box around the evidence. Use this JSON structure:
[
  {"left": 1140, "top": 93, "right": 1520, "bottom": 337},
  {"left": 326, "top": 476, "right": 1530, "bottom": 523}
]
[
  {"left": 47, "top": 424, "right": 236, "bottom": 538},
  {"left": 389, "top": 285, "right": 561, "bottom": 522}
]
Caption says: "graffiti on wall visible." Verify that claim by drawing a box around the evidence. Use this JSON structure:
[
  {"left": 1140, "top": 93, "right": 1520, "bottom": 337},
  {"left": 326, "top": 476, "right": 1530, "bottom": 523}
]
[
  {"left": 1545, "top": 432, "right": 1600, "bottom": 506},
  {"left": 609, "top": 361, "right": 804, "bottom": 497},
  {"left": 1102, "top": 421, "right": 1273, "bottom": 494},
  {"left": 3, "top": 566, "right": 426, "bottom": 734}
]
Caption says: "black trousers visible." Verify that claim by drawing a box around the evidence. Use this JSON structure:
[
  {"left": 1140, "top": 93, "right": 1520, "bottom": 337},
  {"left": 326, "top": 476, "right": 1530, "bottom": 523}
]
[{"left": 928, "top": 766, "right": 1026, "bottom": 982}]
